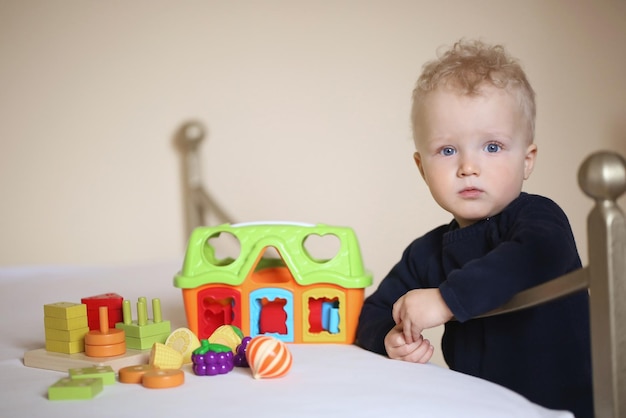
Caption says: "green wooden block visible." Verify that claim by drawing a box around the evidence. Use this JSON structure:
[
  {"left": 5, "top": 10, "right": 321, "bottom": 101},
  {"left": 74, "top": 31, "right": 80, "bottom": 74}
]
[
  {"left": 69, "top": 365, "right": 116, "bottom": 385},
  {"left": 116, "top": 320, "right": 171, "bottom": 338},
  {"left": 48, "top": 377, "right": 103, "bottom": 400},
  {"left": 125, "top": 332, "right": 170, "bottom": 350}
]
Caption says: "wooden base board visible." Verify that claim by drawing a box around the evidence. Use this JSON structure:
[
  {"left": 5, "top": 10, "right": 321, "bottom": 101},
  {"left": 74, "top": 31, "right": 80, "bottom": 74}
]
[{"left": 24, "top": 348, "right": 150, "bottom": 373}]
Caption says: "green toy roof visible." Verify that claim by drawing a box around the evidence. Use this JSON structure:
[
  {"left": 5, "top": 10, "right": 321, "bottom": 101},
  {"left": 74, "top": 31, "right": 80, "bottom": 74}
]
[{"left": 173, "top": 222, "right": 372, "bottom": 289}]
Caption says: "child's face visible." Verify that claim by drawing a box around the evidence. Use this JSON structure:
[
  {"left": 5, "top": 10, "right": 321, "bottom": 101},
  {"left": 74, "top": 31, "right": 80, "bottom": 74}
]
[{"left": 413, "top": 84, "right": 537, "bottom": 228}]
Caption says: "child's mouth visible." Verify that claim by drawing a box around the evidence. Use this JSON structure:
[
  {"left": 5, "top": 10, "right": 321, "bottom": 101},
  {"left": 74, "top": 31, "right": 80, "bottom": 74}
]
[{"left": 459, "top": 187, "right": 483, "bottom": 198}]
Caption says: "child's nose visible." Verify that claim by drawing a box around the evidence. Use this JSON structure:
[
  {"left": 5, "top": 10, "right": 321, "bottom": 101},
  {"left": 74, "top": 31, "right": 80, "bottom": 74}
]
[{"left": 457, "top": 156, "right": 480, "bottom": 177}]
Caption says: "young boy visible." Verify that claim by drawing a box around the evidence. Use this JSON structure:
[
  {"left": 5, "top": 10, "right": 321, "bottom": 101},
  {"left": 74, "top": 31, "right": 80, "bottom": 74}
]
[{"left": 356, "top": 39, "right": 593, "bottom": 417}]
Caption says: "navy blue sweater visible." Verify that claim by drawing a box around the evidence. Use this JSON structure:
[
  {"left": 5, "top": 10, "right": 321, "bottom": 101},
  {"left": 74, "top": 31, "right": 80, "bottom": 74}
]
[{"left": 356, "top": 193, "right": 592, "bottom": 417}]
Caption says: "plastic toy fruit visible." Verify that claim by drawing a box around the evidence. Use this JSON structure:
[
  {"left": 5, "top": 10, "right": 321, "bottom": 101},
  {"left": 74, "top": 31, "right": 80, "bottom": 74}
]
[
  {"left": 149, "top": 342, "right": 183, "bottom": 369},
  {"left": 165, "top": 327, "right": 201, "bottom": 364},
  {"left": 234, "top": 336, "right": 252, "bottom": 367},
  {"left": 191, "top": 340, "right": 234, "bottom": 376},
  {"left": 245, "top": 336, "right": 292, "bottom": 379},
  {"left": 208, "top": 325, "right": 244, "bottom": 352}
]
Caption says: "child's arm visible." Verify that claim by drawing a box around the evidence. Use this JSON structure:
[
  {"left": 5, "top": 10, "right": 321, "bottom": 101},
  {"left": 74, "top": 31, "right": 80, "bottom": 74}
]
[
  {"left": 356, "top": 226, "right": 447, "bottom": 356},
  {"left": 392, "top": 288, "right": 453, "bottom": 344},
  {"left": 438, "top": 196, "right": 581, "bottom": 322}
]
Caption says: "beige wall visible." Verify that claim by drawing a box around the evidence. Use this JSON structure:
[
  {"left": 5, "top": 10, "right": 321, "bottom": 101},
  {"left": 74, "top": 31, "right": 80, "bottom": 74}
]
[{"left": 2, "top": 1, "right": 625, "bottom": 365}]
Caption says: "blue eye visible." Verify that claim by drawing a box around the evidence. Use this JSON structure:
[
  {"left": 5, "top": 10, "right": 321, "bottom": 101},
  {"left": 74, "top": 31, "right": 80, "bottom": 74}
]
[
  {"left": 484, "top": 143, "right": 501, "bottom": 153},
  {"left": 440, "top": 147, "right": 456, "bottom": 156}
]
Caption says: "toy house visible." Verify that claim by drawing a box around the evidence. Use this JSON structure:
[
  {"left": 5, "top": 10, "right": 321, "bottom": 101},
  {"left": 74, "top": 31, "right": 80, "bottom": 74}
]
[{"left": 174, "top": 222, "right": 372, "bottom": 343}]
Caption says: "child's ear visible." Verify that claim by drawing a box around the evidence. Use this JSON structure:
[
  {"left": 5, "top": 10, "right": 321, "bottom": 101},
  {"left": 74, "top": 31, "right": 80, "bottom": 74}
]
[
  {"left": 523, "top": 143, "right": 538, "bottom": 180},
  {"left": 414, "top": 152, "right": 426, "bottom": 179}
]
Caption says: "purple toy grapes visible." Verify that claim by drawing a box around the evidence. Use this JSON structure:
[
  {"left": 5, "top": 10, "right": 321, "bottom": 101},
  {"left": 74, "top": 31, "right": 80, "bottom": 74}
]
[
  {"left": 191, "top": 341, "right": 234, "bottom": 376},
  {"left": 234, "top": 336, "right": 252, "bottom": 367}
]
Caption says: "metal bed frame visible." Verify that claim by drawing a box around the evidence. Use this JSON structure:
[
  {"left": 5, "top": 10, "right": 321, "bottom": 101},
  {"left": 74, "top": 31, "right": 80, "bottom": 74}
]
[{"left": 175, "top": 120, "right": 625, "bottom": 418}]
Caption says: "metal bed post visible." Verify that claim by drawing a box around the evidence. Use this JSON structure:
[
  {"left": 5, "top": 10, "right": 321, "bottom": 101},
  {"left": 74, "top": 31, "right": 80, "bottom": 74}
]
[
  {"left": 175, "top": 120, "right": 233, "bottom": 239},
  {"left": 578, "top": 152, "right": 626, "bottom": 418},
  {"left": 477, "top": 151, "right": 625, "bottom": 418}
]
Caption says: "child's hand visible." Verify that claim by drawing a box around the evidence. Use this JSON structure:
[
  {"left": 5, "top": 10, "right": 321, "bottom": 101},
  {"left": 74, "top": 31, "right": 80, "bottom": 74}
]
[
  {"left": 392, "top": 288, "right": 453, "bottom": 344},
  {"left": 384, "top": 323, "right": 434, "bottom": 363}
]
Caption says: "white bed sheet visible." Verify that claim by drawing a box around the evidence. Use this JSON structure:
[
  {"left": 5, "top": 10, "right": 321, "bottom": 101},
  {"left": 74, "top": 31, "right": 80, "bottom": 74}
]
[{"left": 0, "top": 262, "right": 574, "bottom": 417}]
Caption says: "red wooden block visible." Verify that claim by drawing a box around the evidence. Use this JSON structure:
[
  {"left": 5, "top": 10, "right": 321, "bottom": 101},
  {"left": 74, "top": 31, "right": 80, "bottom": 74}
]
[{"left": 82, "top": 293, "right": 124, "bottom": 330}]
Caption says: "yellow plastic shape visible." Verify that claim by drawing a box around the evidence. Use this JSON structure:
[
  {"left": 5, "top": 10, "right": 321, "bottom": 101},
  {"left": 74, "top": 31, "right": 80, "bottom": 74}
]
[
  {"left": 301, "top": 287, "right": 348, "bottom": 343},
  {"left": 149, "top": 342, "right": 183, "bottom": 369},
  {"left": 208, "top": 325, "right": 243, "bottom": 352},
  {"left": 165, "top": 327, "right": 201, "bottom": 364}
]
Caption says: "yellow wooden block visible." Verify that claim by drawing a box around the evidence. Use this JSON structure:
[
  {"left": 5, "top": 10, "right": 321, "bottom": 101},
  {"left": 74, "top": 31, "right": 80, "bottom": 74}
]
[
  {"left": 46, "top": 339, "right": 85, "bottom": 354},
  {"left": 45, "top": 326, "right": 89, "bottom": 342},
  {"left": 44, "top": 315, "right": 88, "bottom": 330},
  {"left": 44, "top": 302, "right": 87, "bottom": 320}
]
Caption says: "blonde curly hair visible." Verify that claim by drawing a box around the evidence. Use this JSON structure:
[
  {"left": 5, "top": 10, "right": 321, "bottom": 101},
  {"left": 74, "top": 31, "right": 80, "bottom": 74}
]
[{"left": 411, "top": 39, "right": 536, "bottom": 143}]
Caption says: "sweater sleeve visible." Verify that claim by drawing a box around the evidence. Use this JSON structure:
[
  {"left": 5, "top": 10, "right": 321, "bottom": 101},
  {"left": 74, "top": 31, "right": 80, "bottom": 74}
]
[
  {"left": 355, "top": 260, "right": 410, "bottom": 355},
  {"left": 356, "top": 227, "right": 446, "bottom": 355},
  {"left": 439, "top": 196, "right": 581, "bottom": 322}
]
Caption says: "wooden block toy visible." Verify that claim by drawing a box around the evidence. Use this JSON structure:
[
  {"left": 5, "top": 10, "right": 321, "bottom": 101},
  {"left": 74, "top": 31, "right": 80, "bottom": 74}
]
[
  {"left": 45, "top": 326, "right": 90, "bottom": 342},
  {"left": 69, "top": 365, "right": 116, "bottom": 385},
  {"left": 119, "top": 319, "right": 171, "bottom": 338},
  {"left": 44, "top": 315, "right": 88, "bottom": 330},
  {"left": 44, "top": 302, "right": 87, "bottom": 319},
  {"left": 142, "top": 369, "right": 184, "bottom": 389},
  {"left": 115, "top": 297, "right": 171, "bottom": 350},
  {"left": 44, "top": 302, "right": 89, "bottom": 354},
  {"left": 48, "top": 377, "right": 103, "bottom": 400},
  {"left": 81, "top": 293, "right": 124, "bottom": 331},
  {"left": 45, "top": 339, "right": 85, "bottom": 354},
  {"left": 125, "top": 333, "right": 172, "bottom": 350},
  {"left": 85, "top": 306, "right": 126, "bottom": 357},
  {"left": 23, "top": 347, "right": 150, "bottom": 373},
  {"left": 118, "top": 364, "right": 154, "bottom": 384}
]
